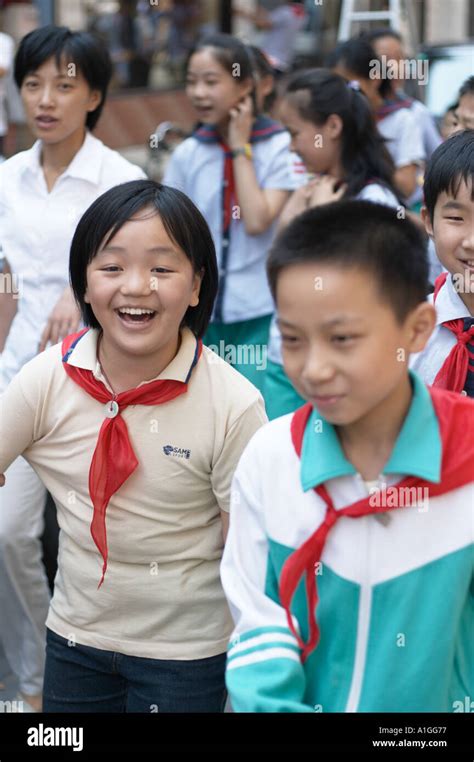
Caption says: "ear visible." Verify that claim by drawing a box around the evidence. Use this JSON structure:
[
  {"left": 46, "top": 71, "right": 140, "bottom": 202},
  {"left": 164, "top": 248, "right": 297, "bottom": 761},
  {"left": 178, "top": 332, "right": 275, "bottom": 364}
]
[
  {"left": 326, "top": 113, "right": 343, "bottom": 140},
  {"left": 421, "top": 206, "right": 434, "bottom": 239},
  {"left": 189, "top": 267, "right": 204, "bottom": 308},
  {"left": 260, "top": 74, "right": 274, "bottom": 99},
  {"left": 87, "top": 89, "right": 102, "bottom": 114},
  {"left": 406, "top": 301, "right": 437, "bottom": 355},
  {"left": 240, "top": 76, "right": 254, "bottom": 100},
  {"left": 84, "top": 287, "right": 90, "bottom": 305}
]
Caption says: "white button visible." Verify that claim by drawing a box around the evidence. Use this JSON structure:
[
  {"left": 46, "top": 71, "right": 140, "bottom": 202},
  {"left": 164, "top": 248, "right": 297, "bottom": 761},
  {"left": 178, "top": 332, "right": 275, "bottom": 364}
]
[
  {"left": 105, "top": 400, "right": 119, "bottom": 418},
  {"left": 461, "top": 390, "right": 467, "bottom": 396}
]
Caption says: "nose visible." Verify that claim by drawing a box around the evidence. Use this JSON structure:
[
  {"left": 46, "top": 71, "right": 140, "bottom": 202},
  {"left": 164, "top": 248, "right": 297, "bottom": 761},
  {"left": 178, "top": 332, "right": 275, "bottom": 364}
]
[
  {"left": 191, "top": 80, "right": 207, "bottom": 99},
  {"left": 300, "top": 345, "right": 336, "bottom": 388},
  {"left": 120, "top": 269, "right": 153, "bottom": 296},
  {"left": 462, "top": 228, "right": 474, "bottom": 252},
  {"left": 38, "top": 84, "right": 55, "bottom": 108}
]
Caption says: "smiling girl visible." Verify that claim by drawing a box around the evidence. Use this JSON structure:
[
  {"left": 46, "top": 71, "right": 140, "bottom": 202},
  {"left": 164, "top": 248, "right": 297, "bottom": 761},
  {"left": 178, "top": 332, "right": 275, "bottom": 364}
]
[
  {"left": 0, "top": 180, "right": 267, "bottom": 712},
  {"left": 0, "top": 25, "right": 144, "bottom": 713}
]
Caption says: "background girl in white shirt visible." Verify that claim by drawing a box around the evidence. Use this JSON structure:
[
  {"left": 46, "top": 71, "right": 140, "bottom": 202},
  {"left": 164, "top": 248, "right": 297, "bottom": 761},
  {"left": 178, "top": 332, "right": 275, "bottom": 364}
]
[{"left": 164, "top": 33, "right": 298, "bottom": 393}]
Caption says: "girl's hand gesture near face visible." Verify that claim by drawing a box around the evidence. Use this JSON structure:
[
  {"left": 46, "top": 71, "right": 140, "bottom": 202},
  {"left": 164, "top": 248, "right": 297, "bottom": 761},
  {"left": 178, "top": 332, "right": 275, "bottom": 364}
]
[
  {"left": 305, "top": 175, "right": 347, "bottom": 208},
  {"left": 228, "top": 95, "right": 254, "bottom": 151}
]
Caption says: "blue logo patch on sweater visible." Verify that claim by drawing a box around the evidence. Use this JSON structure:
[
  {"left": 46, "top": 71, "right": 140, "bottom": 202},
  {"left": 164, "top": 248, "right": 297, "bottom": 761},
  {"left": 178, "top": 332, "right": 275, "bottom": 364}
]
[{"left": 163, "top": 445, "right": 191, "bottom": 459}]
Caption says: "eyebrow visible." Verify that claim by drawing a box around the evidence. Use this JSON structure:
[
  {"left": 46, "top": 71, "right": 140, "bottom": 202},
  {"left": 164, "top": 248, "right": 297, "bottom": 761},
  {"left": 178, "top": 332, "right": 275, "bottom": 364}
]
[
  {"left": 26, "top": 72, "right": 74, "bottom": 80},
  {"left": 441, "top": 201, "right": 466, "bottom": 211},
  {"left": 187, "top": 70, "right": 221, "bottom": 77},
  {"left": 99, "top": 245, "right": 178, "bottom": 255},
  {"left": 277, "top": 316, "right": 364, "bottom": 329}
]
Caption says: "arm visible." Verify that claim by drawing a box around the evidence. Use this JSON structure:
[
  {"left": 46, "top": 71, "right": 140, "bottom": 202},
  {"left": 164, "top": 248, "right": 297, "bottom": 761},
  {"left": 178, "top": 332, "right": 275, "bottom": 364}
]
[
  {"left": 0, "top": 368, "right": 40, "bottom": 481},
  {"left": 229, "top": 98, "right": 291, "bottom": 235},
  {"left": 38, "top": 285, "right": 81, "bottom": 353},
  {"left": 394, "top": 164, "right": 418, "bottom": 199},
  {"left": 392, "top": 109, "right": 425, "bottom": 199},
  {"left": 221, "top": 455, "right": 313, "bottom": 712}
]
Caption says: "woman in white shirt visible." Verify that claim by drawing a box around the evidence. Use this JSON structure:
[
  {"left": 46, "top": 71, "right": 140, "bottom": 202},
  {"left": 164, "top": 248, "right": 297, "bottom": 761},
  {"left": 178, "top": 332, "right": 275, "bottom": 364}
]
[{"left": 0, "top": 25, "right": 144, "bottom": 713}]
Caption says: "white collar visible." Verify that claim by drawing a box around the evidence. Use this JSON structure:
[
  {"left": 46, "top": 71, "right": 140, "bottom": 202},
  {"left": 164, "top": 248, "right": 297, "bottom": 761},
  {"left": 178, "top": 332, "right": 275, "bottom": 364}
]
[
  {"left": 23, "top": 131, "right": 104, "bottom": 185},
  {"left": 433, "top": 274, "right": 472, "bottom": 325}
]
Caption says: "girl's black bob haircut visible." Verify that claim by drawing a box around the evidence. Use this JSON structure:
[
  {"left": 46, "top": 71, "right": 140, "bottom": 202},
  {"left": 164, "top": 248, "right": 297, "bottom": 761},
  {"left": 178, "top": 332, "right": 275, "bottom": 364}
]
[
  {"left": 423, "top": 129, "right": 474, "bottom": 221},
  {"left": 267, "top": 200, "right": 429, "bottom": 323},
  {"left": 70, "top": 180, "right": 219, "bottom": 338},
  {"left": 14, "top": 25, "right": 112, "bottom": 130}
]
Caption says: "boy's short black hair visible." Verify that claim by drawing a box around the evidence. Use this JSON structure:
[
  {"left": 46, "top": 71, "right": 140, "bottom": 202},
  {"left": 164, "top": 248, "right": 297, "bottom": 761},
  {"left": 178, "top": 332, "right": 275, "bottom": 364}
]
[
  {"left": 459, "top": 76, "right": 474, "bottom": 99},
  {"left": 423, "top": 129, "right": 474, "bottom": 221},
  {"left": 14, "top": 25, "right": 112, "bottom": 130},
  {"left": 267, "top": 200, "right": 429, "bottom": 323},
  {"left": 70, "top": 180, "right": 218, "bottom": 337}
]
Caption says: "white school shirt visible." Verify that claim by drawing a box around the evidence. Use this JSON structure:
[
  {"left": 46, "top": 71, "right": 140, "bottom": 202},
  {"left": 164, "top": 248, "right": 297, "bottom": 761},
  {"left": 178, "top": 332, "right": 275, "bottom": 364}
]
[
  {"left": 163, "top": 131, "right": 299, "bottom": 324},
  {"left": 267, "top": 183, "right": 400, "bottom": 365},
  {"left": 406, "top": 96, "right": 442, "bottom": 160},
  {"left": 378, "top": 107, "right": 425, "bottom": 169},
  {"left": 0, "top": 131, "right": 145, "bottom": 391},
  {"left": 0, "top": 32, "right": 14, "bottom": 137},
  {"left": 410, "top": 274, "right": 472, "bottom": 387}
]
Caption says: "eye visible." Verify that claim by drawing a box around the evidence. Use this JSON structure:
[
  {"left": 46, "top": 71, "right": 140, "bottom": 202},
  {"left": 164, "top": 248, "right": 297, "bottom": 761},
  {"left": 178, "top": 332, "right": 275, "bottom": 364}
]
[
  {"left": 151, "top": 267, "right": 172, "bottom": 273},
  {"left": 332, "top": 335, "right": 356, "bottom": 345},
  {"left": 101, "top": 266, "right": 121, "bottom": 272},
  {"left": 59, "top": 83, "right": 73, "bottom": 91},
  {"left": 24, "top": 81, "right": 38, "bottom": 89},
  {"left": 281, "top": 334, "right": 300, "bottom": 344},
  {"left": 446, "top": 216, "right": 463, "bottom": 222}
]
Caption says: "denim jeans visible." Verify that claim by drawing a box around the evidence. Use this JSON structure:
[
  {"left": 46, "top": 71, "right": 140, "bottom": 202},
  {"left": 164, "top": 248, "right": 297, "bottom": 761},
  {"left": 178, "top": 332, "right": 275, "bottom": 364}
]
[{"left": 43, "top": 628, "right": 227, "bottom": 713}]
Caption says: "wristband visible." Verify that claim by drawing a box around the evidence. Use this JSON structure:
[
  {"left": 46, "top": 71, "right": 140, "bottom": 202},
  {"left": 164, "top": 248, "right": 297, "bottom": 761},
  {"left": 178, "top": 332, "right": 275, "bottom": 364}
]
[{"left": 231, "top": 143, "right": 252, "bottom": 160}]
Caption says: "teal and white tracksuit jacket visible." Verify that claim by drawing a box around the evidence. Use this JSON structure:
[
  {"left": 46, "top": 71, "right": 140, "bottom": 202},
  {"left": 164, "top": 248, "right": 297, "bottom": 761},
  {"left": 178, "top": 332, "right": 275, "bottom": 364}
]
[{"left": 220, "top": 374, "right": 474, "bottom": 712}]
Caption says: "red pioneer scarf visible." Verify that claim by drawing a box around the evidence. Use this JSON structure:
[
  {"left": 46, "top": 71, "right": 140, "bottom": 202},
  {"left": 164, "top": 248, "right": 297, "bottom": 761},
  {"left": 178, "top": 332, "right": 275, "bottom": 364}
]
[
  {"left": 61, "top": 329, "right": 202, "bottom": 588},
  {"left": 432, "top": 272, "right": 474, "bottom": 392},
  {"left": 280, "top": 387, "right": 474, "bottom": 662}
]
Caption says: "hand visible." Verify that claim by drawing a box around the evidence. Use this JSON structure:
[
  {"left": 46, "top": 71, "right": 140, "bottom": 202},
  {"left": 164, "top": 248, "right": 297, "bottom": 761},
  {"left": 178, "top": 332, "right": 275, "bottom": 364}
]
[
  {"left": 38, "top": 287, "right": 81, "bottom": 353},
  {"left": 305, "top": 175, "right": 347, "bottom": 208},
  {"left": 228, "top": 95, "right": 253, "bottom": 151},
  {"left": 0, "top": 474, "right": 5, "bottom": 487}
]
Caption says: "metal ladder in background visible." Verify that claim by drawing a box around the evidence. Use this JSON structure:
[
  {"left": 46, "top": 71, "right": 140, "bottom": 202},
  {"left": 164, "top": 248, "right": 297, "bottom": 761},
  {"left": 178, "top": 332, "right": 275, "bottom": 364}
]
[{"left": 338, "top": 0, "right": 419, "bottom": 51}]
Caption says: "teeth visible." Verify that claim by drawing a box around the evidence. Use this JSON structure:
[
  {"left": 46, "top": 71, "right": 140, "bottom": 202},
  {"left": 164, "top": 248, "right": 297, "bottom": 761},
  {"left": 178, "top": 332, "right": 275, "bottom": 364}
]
[{"left": 118, "top": 308, "right": 155, "bottom": 315}]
